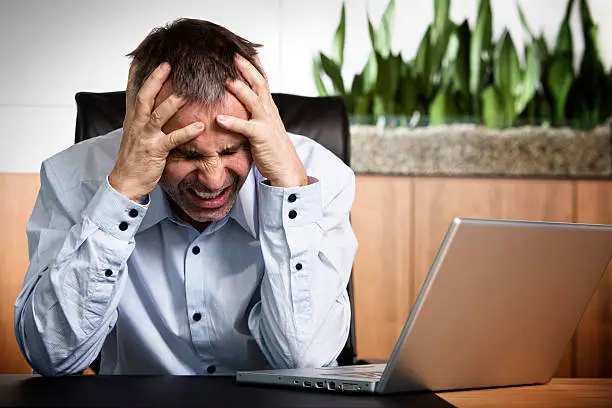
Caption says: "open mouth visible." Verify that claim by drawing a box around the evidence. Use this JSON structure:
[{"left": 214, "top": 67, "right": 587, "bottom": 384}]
[{"left": 187, "top": 185, "right": 231, "bottom": 209}]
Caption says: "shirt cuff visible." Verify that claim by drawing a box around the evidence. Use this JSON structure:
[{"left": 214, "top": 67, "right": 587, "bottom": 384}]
[
  {"left": 258, "top": 176, "right": 322, "bottom": 229},
  {"left": 84, "top": 177, "right": 149, "bottom": 241}
]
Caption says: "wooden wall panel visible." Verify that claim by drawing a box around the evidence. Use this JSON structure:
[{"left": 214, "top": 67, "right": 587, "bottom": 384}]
[
  {"left": 0, "top": 173, "right": 40, "bottom": 374},
  {"left": 351, "top": 175, "right": 413, "bottom": 360},
  {"left": 2, "top": 173, "right": 610, "bottom": 378},
  {"left": 575, "top": 181, "right": 612, "bottom": 377},
  {"left": 412, "top": 178, "right": 575, "bottom": 377}
]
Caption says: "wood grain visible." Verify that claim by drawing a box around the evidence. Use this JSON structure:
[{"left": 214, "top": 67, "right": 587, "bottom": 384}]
[
  {"left": 351, "top": 175, "right": 413, "bottom": 360},
  {"left": 412, "top": 177, "right": 575, "bottom": 377},
  {"left": 438, "top": 378, "right": 612, "bottom": 407},
  {"left": 575, "top": 180, "right": 612, "bottom": 377},
  {"left": 2, "top": 174, "right": 610, "bottom": 379},
  {"left": 0, "top": 173, "right": 40, "bottom": 374}
]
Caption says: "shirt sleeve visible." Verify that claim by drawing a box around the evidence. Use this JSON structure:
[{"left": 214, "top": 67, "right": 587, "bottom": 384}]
[
  {"left": 13, "top": 161, "right": 148, "bottom": 376},
  {"left": 248, "top": 169, "right": 358, "bottom": 368}
]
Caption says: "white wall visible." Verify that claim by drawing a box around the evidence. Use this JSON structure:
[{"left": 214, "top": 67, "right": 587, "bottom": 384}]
[{"left": 2, "top": 0, "right": 611, "bottom": 173}]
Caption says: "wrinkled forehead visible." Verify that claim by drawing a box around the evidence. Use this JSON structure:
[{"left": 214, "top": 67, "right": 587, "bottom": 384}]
[{"left": 156, "top": 79, "right": 246, "bottom": 122}]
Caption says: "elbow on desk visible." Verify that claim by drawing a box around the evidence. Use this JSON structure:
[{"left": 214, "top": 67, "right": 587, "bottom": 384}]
[{"left": 15, "top": 326, "right": 95, "bottom": 377}]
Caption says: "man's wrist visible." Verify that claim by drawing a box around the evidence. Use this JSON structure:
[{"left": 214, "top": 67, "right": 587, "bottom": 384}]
[
  {"left": 268, "top": 168, "right": 308, "bottom": 188},
  {"left": 108, "top": 171, "right": 146, "bottom": 203}
]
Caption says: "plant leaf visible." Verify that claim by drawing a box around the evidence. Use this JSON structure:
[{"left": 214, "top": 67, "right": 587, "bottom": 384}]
[
  {"left": 332, "top": 2, "right": 346, "bottom": 66},
  {"left": 361, "top": 51, "right": 379, "bottom": 93},
  {"left": 319, "top": 53, "right": 345, "bottom": 95},
  {"left": 547, "top": 55, "right": 574, "bottom": 122},
  {"left": 433, "top": 0, "right": 451, "bottom": 42},
  {"left": 372, "top": 94, "right": 387, "bottom": 117},
  {"left": 554, "top": 0, "right": 575, "bottom": 61},
  {"left": 429, "top": 87, "right": 459, "bottom": 125},
  {"left": 377, "top": 0, "right": 396, "bottom": 57},
  {"left": 312, "top": 58, "right": 329, "bottom": 97},
  {"left": 351, "top": 73, "right": 364, "bottom": 96},
  {"left": 375, "top": 52, "right": 401, "bottom": 114},
  {"left": 517, "top": 2, "right": 535, "bottom": 41},
  {"left": 430, "top": 21, "right": 457, "bottom": 90},
  {"left": 455, "top": 20, "right": 471, "bottom": 96},
  {"left": 493, "top": 30, "right": 521, "bottom": 119},
  {"left": 354, "top": 94, "right": 372, "bottom": 115},
  {"left": 470, "top": 0, "right": 493, "bottom": 113},
  {"left": 367, "top": 15, "right": 377, "bottom": 52},
  {"left": 515, "top": 42, "right": 541, "bottom": 115},
  {"left": 482, "top": 86, "right": 506, "bottom": 128},
  {"left": 415, "top": 26, "right": 433, "bottom": 100},
  {"left": 400, "top": 63, "right": 418, "bottom": 115}
]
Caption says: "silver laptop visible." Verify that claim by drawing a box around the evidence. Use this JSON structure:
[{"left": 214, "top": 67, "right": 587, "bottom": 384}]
[{"left": 236, "top": 218, "right": 612, "bottom": 394}]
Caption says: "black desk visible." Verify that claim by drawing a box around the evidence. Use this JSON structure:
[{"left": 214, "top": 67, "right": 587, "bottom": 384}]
[{"left": 0, "top": 375, "right": 453, "bottom": 408}]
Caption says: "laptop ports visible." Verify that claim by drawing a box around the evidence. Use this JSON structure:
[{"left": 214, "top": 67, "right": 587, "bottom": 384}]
[
  {"left": 327, "top": 381, "right": 336, "bottom": 390},
  {"left": 315, "top": 381, "right": 324, "bottom": 389},
  {"left": 302, "top": 381, "right": 312, "bottom": 387},
  {"left": 341, "top": 383, "right": 360, "bottom": 391}
]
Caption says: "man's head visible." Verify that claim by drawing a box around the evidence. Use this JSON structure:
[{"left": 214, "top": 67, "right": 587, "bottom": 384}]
[{"left": 127, "top": 19, "right": 262, "bottom": 230}]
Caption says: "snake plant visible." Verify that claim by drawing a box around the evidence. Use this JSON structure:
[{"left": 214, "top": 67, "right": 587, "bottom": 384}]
[{"left": 314, "top": 0, "right": 612, "bottom": 129}]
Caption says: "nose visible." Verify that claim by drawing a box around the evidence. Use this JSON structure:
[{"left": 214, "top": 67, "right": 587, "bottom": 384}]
[{"left": 195, "top": 157, "right": 227, "bottom": 192}]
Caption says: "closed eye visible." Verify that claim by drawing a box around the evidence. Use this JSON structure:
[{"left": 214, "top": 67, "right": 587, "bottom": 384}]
[
  {"left": 168, "top": 150, "right": 204, "bottom": 160},
  {"left": 220, "top": 143, "right": 250, "bottom": 156}
]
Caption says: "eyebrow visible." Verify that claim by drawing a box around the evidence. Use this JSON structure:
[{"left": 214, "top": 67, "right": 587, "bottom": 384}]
[{"left": 173, "top": 141, "right": 250, "bottom": 157}]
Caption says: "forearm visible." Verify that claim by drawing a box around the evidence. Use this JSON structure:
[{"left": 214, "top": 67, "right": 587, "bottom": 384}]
[
  {"left": 249, "top": 175, "right": 357, "bottom": 368},
  {"left": 14, "top": 174, "right": 146, "bottom": 375}
]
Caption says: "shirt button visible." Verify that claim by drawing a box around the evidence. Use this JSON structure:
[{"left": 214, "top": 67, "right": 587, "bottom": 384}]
[
  {"left": 128, "top": 209, "right": 139, "bottom": 218},
  {"left": 295, "top": 263, "right": 303, "bottom": 271},
  {"left": 192, "top": 246, "right": 200, "bottom": 255},
  {"left": 105, "top": 269, "right": 113, "bottom": 277},
  {"left": 288, "top": 194, "right": 297, "bottom": 203},
  {"left": 119, "top": 221, "right": 129, "bottom": 231},
  {"left": 288, "top": 210, "right": 297, "bottom": 219},
  {"left": 207, "top": 365, "right": 216, "bottom": 374},
  {"left": 192, "top": 313, "right": 202, "bottom": 322}
]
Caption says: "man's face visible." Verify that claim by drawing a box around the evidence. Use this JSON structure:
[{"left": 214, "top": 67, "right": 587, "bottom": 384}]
[{"left": 156, "top": 81, "right": 252, "bottom": 229}]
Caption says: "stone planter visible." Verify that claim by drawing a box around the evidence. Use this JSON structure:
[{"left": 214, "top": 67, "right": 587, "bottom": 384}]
[{"left": 350, "top": 124, "right": 612, "bottom": 178}]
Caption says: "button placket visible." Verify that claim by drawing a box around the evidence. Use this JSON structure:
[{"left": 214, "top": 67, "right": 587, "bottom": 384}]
[
  {"left": 286, "top": 193, "right": 298, "bottom": 220},
  {"left": 185, "top": 237, "right": 213, "bottom": 357}
]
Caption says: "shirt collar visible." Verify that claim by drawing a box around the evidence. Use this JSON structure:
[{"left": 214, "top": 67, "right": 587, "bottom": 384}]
[{"left": 137, "top": 166, "right": 259, "bottom": 239}]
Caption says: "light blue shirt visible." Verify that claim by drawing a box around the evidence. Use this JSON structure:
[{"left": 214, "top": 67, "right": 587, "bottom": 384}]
[{"left": 14, "top": 129, "right": 357, "bottom": 376}]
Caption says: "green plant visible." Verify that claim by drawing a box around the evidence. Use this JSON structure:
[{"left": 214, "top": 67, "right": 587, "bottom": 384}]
[{"left": 314, "top": 0, "right": 612, "bottom": 129}]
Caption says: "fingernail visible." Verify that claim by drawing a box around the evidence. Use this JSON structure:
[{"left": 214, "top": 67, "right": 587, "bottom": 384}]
[
  {"left": 193, "top": 122, "right": 203, "bottom": 130},
  {"left": 159, "top": 61, "right": 170, "bottom": 71},
  {"left": 217, "top": 115, "right": 228, "bottom": 123}
]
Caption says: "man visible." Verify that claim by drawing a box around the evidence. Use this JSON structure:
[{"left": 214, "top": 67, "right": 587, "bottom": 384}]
[{"left": 14, "top": 18, "right": 357, "bottom": 376}]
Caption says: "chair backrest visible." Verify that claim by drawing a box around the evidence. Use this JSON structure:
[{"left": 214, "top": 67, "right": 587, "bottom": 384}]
[{"left": 74, "top": 91, "right": 357, "bottom": 367}]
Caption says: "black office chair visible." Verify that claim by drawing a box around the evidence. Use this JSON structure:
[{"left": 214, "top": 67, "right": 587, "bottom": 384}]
[{"left": 74, "top": 91, "right": 362, "bottom": 373}]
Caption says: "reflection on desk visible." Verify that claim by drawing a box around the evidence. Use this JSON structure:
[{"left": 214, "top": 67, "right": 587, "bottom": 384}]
[
  {"left": 0, "top": 374, "right": 450, "bottom": 408},
  {"left": 0, "top": 375, "right": 611, "bottom": 408},
  {"left": 439, "top": 378, "right": 612, "bottom": 408}
]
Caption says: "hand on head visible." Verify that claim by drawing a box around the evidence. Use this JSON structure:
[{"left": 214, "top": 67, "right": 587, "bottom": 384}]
[
  {"left": 217, "top": 54, "right": 308, "bottom": 188},
  {"left": 109, "top": 62, "right": 203, "bottom": 202}
]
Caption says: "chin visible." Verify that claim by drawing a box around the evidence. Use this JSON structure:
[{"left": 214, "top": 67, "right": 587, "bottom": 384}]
[
  {"left": 180, "top": 189, "right": 238, "bottom": 224},
  {"left": 185, "top": 205, "right": 233, "bottom": 223}
]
